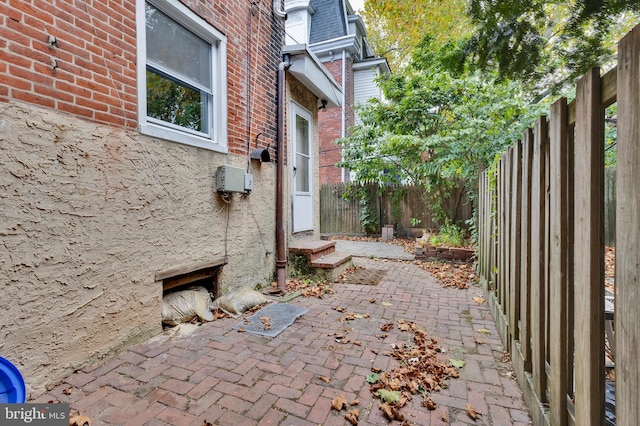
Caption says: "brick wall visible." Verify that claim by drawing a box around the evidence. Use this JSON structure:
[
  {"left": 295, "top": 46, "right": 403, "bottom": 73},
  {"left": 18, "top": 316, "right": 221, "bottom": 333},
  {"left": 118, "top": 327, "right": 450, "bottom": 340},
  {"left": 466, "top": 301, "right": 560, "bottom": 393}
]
[
  {"left": 0, "top": 0, "right": 285, "bottom": 397},
  {"left": 0, "top": 0, "right": 283, "bottom": 157},
  {"left": 318, "top": 56, "right": 354, "bottom": 184}
]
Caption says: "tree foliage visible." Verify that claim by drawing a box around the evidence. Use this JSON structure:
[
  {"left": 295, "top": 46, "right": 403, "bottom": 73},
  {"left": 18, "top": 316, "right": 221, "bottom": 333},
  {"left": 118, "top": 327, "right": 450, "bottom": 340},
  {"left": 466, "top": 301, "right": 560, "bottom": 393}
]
[
  {"left": 338, "top": 39, "right": 546, "bottom": 226},
  {"left": 462, "top": 0, "right": 640, "bottom": 93},
  {"left": 361, "top": 0, "right": 472, "bottom": 70}
]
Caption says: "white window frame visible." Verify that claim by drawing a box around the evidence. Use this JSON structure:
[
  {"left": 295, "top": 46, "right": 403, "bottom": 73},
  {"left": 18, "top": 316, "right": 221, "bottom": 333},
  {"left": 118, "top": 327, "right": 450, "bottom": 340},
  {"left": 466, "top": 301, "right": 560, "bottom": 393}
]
[{"left": 136, "top": 0, "right": 228, "bottom": 152}]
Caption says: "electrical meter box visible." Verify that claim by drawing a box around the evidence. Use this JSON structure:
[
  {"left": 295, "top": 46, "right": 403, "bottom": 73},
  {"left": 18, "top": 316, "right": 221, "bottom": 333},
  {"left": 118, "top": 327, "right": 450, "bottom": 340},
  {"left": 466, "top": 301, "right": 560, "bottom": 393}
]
[{"left": 216, "top": 165, "right": 246, "bottom": 193}]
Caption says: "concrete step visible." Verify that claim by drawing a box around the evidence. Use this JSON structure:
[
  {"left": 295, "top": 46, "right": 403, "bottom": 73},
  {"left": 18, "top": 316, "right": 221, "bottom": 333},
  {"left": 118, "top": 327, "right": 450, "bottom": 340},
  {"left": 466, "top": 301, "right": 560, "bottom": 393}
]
[
  {"left": 288, "top": 240, "right": 336, "bottom": 261},
  {"left": 309, "top": 251, "right": 352, "bottom": 269}
]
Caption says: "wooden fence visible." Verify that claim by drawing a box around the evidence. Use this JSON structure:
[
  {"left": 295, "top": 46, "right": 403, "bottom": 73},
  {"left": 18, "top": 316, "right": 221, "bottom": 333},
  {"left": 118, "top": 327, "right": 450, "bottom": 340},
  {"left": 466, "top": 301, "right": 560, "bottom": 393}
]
[
  {"left": 477, "top": 24, "right": 639, "bottom": 425},
  {"left": 319, "top": 183, "right": 472, "bottom": 235}
]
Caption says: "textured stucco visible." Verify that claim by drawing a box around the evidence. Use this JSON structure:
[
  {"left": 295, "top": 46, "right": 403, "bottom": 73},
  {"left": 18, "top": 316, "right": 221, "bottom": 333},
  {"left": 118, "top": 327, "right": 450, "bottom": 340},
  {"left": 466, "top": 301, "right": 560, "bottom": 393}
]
[{"left": 0, "top": 102, "right": 277, "bottom": 397}]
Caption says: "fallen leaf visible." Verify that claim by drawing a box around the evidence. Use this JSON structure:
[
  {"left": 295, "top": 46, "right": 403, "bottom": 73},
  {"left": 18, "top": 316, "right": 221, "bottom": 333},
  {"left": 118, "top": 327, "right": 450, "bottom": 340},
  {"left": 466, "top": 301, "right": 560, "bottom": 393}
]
[
  {"left": 449, "top": 359, "right": 466, "bottom": 369},
  {"left": 466, "top": 403, "right": 482, "bottom": 421},
  {"left": 202, "top": 422, "right": 213, "bottom": 426},
  {"left": 69, "top": 414, "right": 92, "bottom": 426},
  {"left": 478, "top": 328, "right": 491, "bottom": 335},
  {"left": 332, "top": 395, "right": 348, "bottom": 411},
  {"left": 380, "top": 323, "right": 394, "bottom": 332},
  {"left": 345, "top": 408, "right": 359, "bottom": 425},
  {"left": 237, "top": 328, "right": 245, "bottom": 333},
  {"left": 318, "top": 376, "right": 330, "bottom": 383},
  {"left": 442, "top": 409, "right": 449, "bottom": 422},
  {"left": 369, "top": 298, "right": 377, "bottom": 303},
  {"left": 354, "top": 341, "right": 362, "bottom": 346},
  {"left": 366, "top": 372, "right": 380, "bottom": 384},
  {"left": 335, "top": 307, "right": 346, "bottom": 312},
  {"left": 473, "top": 297, "right": 485, "bottom": 304},
  {"left": 422, "top": 397, "right": 437, "bottom": 410},
  {"left": 371, "top": 367, "right": 382, "bottom": 373},
  {"left": 259, "top": 317, "right": 272, "bottom": 330},
  {"left": 379, "top": 402, "right": 394, "bottom": 420},
  {"left": 350, "top": 399, "right": 360, "bottom": 406},
  {"left": 382, "top": 302, "right": 393, "bottom": 306},
  {"left": 63, "top": 387, "right": 73, "bottom": 395},
  {"left": 377, "top": 389, "right": 401, "bottom": 403},
  {"left": 474, "top": 338, "right": 484, "bottom": 344}
]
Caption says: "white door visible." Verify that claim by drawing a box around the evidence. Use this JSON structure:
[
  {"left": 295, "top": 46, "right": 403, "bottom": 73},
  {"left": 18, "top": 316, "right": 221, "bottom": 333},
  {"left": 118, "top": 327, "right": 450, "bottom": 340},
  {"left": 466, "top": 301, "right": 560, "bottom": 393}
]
[{"left": 291, "top": 103, "right": 313, "bottom": 232}]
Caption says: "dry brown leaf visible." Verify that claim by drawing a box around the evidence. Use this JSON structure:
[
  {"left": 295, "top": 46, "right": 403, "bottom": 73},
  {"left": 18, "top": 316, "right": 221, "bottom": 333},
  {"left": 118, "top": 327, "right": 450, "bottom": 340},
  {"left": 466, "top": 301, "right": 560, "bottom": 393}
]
[
  {"left": 237, "top": 328, "right": 245, "bottom": 333},
  {"left": 62, "top": 387, "right": 73, "bottom": 395},
  {"left": 441, "top": 409, "right": 449, "bottom": 423},
  {"left": 202, "top": 421, "right": 213, "bottom": 426},
  {"left": 422, "top": 397, "right": 437, "bottom": 410},
  {"left": 69, "top": 414, "right": 92, "bottom": 426},
  {"left": 354, "top": 341, "right": 362, "bottom": 346},
  {"left": 335, "top": 306, "right": 346, "bottom": 312},
  {"left": 474, "top": 338, "right": 484, "bottom": 344},
  {"left": 350, "top": 399, "right": 360, "bottom": 406},
  {"left": 371, "top": 367, "right": 382, "bottom": 373},
  {"left": 466, "top": 403, "right": 482, "bottom": 421},
  {"left": 332, "top": 395, "right": 348, "bottom": 411},
  {"left": 345, "top": 409, "right": 359, "bottom": 425},
  {"left": 472, "top": 297, "right": 485, "bottom": 304},
  {"left": 370, "top": 298, "right": 377, "bottom": 303},
  {"left": 379, "top": 402, "right": 394, "bottom": 420},
  {"left": 318, "top": 375, "right": 330, "bottom": 383},
  {"left": 259, "top": 317, "right": 272, "bottom": 330},
  {"left": 380, "top": 323, "right": 394, "bottom": 332}
]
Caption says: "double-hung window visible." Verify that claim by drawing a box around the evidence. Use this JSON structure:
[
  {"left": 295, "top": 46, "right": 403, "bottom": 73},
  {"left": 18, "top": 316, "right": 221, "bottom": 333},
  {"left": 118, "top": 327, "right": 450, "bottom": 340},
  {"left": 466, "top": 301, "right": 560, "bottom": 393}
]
[{"left": 137, "top": 0, "right": 227, "bottom": 151}]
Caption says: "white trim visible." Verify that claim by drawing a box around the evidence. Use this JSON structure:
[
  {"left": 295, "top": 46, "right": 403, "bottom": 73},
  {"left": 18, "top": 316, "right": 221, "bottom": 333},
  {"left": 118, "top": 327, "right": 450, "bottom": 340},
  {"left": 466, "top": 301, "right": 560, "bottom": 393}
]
[
  {"left": 136, "top": 0, "right": 228, "bottom": 152},
  {"left": 291, "top": 101, "right": 314, "bottom": 233}
]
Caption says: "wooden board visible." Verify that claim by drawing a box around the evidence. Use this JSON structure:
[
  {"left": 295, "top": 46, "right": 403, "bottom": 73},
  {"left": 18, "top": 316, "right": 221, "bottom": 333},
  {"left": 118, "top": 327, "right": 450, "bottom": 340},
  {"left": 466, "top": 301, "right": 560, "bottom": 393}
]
[
  {"left": 615, "top": 23, "right": 640, "bottom": 426},
  {"left": 573, "top": 67, "right": 605, "bottom": 426}
]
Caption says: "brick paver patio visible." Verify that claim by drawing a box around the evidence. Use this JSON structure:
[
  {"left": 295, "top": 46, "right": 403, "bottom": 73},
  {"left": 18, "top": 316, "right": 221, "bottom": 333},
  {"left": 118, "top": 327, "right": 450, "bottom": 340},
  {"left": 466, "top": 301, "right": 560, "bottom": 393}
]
[{"left": 35, "top": 257, "right": 530, "bottom": 425}]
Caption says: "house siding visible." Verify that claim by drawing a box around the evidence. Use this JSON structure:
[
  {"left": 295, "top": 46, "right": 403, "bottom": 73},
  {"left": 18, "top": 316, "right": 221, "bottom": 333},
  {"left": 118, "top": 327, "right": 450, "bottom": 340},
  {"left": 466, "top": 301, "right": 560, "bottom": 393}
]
[{"left": 1, "top": 0, "right": 283, "bottom": 397}]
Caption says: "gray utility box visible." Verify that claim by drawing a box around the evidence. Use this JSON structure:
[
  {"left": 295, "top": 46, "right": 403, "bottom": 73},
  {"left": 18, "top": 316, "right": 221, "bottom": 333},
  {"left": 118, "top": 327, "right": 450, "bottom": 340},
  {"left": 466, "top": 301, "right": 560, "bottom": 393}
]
[{"left": 217, "top": 165, "right": 251, "bottom": 193}]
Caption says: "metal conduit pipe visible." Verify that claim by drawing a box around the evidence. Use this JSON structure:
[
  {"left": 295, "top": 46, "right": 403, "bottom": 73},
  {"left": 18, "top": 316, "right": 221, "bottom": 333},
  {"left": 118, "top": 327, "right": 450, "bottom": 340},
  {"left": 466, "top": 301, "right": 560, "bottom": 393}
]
[{"left": 276, "top": 55, "right": 291, "bottom": 290}]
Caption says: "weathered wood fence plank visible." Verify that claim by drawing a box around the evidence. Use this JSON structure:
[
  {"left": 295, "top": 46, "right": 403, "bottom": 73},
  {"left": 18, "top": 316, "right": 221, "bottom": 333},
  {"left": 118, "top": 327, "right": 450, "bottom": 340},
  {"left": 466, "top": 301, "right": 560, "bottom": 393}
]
[
  {"left": 549, "top": 98, "right": 570, "bottom": 426},
  {"left": 573, "top": 67, "right": 605, "bottom": 426},
  {"left": 616, "top": 24, "right": 640, "bottom": 426}
]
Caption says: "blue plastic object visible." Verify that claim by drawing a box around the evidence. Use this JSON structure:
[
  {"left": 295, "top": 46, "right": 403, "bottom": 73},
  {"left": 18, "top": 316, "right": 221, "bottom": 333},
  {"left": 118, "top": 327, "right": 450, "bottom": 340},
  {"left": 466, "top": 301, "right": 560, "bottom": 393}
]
[{"left": 0, "top": 356, "right": 26, "bottom": 403}]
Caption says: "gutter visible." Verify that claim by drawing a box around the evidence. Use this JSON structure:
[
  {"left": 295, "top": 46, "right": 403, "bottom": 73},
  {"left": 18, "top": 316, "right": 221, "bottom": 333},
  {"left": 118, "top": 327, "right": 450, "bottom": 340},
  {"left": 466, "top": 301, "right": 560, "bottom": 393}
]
[{"left": 276, "top": 55, "right": 291, "bottom": 290}]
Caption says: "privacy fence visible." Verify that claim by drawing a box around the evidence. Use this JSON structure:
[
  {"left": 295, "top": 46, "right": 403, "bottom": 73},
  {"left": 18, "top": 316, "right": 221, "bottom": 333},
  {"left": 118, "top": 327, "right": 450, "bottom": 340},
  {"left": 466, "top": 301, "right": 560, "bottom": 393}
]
[
  {"left": 319, "top": 183, "right": 472, "bottom": 236},
  {"left": 476, "top": 24, "right": 639, "bottom": 425}
]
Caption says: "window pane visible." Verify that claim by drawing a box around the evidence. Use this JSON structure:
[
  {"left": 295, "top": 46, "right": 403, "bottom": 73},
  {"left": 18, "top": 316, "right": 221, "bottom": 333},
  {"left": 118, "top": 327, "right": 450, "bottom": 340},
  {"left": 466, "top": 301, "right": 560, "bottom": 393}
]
[
  {"left": 146, "top": 3, "right": 211, "bottom": 89},
  {"left": 296, "top": 115, "right": 309, "bottom": 155},
  {"left": 296, "top": 154, "right": 309, "bottom": 192},
  {"left": 146, "top": 69, "right": 206, "bottom": 132}
]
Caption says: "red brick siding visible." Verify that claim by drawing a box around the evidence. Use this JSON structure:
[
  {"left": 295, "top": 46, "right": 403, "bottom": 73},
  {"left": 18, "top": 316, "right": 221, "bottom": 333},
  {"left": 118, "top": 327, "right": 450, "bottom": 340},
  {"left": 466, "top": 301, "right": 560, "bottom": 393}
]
[
  {"left": 1, "top": 0, "right": 283, "bottom": 155},
  {"left": 318, "top": 56, "right": 354, "bottom": 184}
]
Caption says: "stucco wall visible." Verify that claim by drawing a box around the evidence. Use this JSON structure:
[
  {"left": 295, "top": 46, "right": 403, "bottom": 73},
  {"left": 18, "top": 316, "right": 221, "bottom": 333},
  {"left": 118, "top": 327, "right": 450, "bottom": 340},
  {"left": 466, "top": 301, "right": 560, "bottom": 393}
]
[{"left": 0, "top": 102, "right": 277, "bottom": 397}]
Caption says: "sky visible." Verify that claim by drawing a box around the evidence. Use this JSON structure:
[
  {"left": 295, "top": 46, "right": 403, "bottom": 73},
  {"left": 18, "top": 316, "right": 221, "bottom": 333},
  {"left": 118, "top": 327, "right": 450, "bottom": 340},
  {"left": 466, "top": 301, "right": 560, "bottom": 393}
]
[{"left": 349, "top": 0, "right": 365, "bottom": 13}]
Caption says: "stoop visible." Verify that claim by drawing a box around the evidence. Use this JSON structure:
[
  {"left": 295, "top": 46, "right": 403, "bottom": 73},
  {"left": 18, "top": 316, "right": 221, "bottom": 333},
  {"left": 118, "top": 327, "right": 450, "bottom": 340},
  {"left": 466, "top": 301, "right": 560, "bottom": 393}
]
[{"left": 288, "top": 240, "right": 352, "bottom": 281}]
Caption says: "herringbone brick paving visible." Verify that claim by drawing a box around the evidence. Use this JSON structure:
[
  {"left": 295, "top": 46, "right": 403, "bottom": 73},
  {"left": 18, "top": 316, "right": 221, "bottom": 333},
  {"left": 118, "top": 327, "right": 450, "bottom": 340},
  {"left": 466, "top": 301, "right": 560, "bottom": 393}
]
[{"left": 35, "top": 257, "right": 530, "bottom": 425}]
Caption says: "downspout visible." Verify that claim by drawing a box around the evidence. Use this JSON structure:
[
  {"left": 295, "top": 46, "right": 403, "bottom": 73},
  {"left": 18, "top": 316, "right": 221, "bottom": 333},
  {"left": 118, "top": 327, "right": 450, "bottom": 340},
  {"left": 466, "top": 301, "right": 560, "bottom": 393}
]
[
  {"left": 341, "top": 49, "right": 347, "bottom": 182},
  {"left": 276, "top": 54, "right": 291, "bottom": 290}
]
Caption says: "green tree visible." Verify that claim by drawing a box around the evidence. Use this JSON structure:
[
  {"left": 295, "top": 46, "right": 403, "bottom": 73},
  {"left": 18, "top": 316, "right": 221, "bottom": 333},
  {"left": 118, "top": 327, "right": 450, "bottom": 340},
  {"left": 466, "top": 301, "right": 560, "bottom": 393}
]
[
  {"left": 338, "top": 39, "right": 546, "bottom": 226},
  {"left": 362, "top": 0, "right": 472, "bottom": 70},
  {"left": 462, "top": 0, "right": 639, "bottom": 93}
]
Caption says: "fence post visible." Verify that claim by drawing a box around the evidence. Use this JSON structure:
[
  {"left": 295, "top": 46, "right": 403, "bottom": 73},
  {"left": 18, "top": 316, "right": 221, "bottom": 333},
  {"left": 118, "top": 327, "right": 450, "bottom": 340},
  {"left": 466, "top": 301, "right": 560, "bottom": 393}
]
[
  {"left": 574, "top": 67, "right": 605, "bottom": 426},
  {"left": 509, "top": 143, "right": 522, "bottom": 349},
  {"left": 520, "top": 128, "right": 534, "bottom": 371},
  {"left": 616, "top": 24, "right": 640, "bottom": 426},
  {"left": 531, "top": 116, "right": 548, "bottom": 400},
  {"left": 549, "top": 97, "right": 570, "bottom": 426}
]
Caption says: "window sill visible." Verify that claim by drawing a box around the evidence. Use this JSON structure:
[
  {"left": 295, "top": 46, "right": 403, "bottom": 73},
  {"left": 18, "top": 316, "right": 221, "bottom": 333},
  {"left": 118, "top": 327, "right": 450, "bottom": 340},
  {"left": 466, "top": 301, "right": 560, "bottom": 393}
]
[{"left": 140, "top": 122, "right": 228, "bottom": 153}]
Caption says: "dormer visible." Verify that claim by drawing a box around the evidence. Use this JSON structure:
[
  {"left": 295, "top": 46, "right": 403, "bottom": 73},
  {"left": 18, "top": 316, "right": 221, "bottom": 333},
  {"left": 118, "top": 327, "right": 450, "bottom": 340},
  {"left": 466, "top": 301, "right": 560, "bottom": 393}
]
[{"left": 284, "top": 0, "right": 316, "bottom": 45}]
